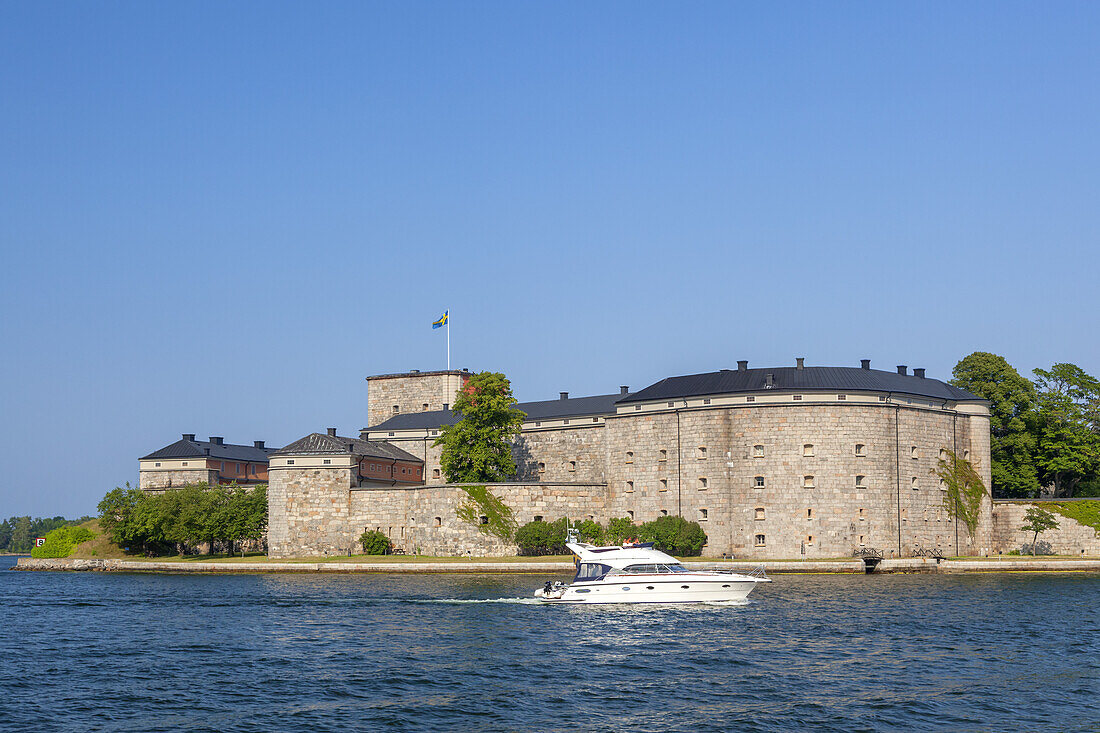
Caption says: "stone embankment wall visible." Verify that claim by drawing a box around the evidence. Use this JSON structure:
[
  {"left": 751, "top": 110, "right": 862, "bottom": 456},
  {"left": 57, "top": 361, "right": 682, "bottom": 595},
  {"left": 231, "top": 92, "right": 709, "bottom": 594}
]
[
  {"left": 991, "top": 501, "right": 1100, "bottom": 555},
  {"left": 270, "top": 480, "right": 608, "bottom": 558},
  {"left": 139, "top": 468, "right": 219, "bottom": 491}
]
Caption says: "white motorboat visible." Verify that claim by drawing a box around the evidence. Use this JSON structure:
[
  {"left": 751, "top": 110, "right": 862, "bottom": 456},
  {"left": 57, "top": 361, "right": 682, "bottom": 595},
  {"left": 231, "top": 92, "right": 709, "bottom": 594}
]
[{"left": 534, "top": 540, "right": 770, "bottom": 604}]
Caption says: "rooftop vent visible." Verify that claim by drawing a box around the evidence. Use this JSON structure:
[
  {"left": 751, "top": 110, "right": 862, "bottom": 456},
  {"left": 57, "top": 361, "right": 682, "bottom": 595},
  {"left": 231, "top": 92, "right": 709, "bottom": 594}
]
[
  {"left": 620, "top": 386, "right": 629, "bottom": 395},
  {"left": 861, "top": 359, "right": 871, "bottom": 370},
  {"left": 737, "top": 360, "right": 748, "bottom": 371},
  {"left": 210, "top": 436, "right": 224, "bottom": 445},
  {"left": 182, "top": 433, "right": 196, "bottom": 441},
  {"left": 914, "top": 368, "right": 926, "bottom": 379},
  {"left": 254, "top": 440, "right": 265, "bottom": 449},
  {"left": 560, "top": 392, "right": 569, "bottom": 400},
  {"left": 327, "top": 428, "right": 337, "bottom": 437},
  {"left": 765, "top": 373, "right": 775, "bottom": 389},
  {"left": 796, "top": 357, "right": 805, "bottom": 370},
  {"left": 897, "top": 365, "right": 908, "bottom": 376},
  {"left": 462, "top": 368, "right": 469, "bottom": 372}
]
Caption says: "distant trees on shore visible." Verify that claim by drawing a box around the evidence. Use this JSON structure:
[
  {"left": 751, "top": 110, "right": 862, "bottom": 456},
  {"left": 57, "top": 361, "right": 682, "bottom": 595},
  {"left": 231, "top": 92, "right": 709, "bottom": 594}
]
[
  {"left": 952, "top": 353, "right": 1100, "bottom": 498},
  {"left": 0, "top": 516, "right": 92, "bottom": 554},
  {"left": 97, "top": 482, "right": 267, "bottom": 556}
]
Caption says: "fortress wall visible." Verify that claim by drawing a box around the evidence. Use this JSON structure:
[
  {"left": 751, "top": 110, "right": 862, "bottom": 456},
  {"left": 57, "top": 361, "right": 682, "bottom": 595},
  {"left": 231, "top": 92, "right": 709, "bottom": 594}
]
[
  {"left": 366, "top": 371, "right": 468, "bottom": 428},
  {"left": 603, "top": 402, "right": 994, "bottom": 559},
  {"left": 992, "top": 502, "right": 1100, "bottom": 555},
  {"left": 350, "top": 483, "right": 608, "bottom": 556},
  {"left": 268, "top": 466, "right": 357, "bottom": 558},
  {"left": 511, "top": 425, "right": 607, "bottom": 483},
  {"left": 139, "top": 468, "right": 218, "bottom": 491}
]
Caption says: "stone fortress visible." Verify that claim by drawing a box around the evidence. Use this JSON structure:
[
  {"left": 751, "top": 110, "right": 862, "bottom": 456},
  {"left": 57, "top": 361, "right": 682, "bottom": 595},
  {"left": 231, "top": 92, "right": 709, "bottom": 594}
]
[{"left": 264, "top": 359, "right": 1039, "bottom": 559}]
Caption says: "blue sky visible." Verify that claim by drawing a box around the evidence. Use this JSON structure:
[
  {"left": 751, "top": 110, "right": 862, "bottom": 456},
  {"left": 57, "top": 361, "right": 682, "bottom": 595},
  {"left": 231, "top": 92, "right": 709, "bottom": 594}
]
[{"left": 2, "top": 2, "right": 1098, "bottom": 517}]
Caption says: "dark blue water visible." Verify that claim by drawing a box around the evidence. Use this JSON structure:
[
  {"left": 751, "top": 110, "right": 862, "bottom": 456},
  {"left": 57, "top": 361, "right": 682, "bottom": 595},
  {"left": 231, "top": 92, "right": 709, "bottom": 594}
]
[{"left": 1, "top": 556, "right": 1097, "bottom": 732}]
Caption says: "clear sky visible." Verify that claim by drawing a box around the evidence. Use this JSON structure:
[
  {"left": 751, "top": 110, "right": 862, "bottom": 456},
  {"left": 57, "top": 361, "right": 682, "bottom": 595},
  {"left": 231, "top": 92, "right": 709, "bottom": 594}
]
[{"left": 2, "top": 2, "right": 1098, "bottom": 517}]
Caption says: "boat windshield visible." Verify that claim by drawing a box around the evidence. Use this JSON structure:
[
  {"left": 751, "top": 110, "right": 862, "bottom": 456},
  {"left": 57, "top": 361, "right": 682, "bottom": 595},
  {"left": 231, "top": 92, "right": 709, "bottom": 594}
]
[
  {"left": 616, "top": 563, "right": 689, "bottom": 575},
  {"left": 574, "top": 563, "right": 612, "bottom": 582}
]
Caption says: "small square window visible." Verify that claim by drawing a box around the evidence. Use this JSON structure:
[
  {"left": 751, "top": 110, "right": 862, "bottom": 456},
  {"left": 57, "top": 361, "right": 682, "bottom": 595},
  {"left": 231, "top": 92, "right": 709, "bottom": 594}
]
[
  {"left": 568, "top": 461, "right": 576, "bottom": 472},
  {"left": 563, "top": 419, "right": 569, "bottom": 425},
  {"left": 634, "top": 405, "right": 641, "bottom": 411},
  {"left": 803, "top": 475, "right": 815, "bottom": 488},
  {"left": 803, "top": 444, "right": 814, "bottom": 457},
  {"left": 323, "top": 459, "right": 331, "bottom": 465},
  {"left": 807, "top": 535, "right": 814, "bottom": 544},
  {"left": 793, "top": 395, "right": 803, "bottom": 401},
  {"left": 855, "top": 475, "right": 865, "bottom": 487},
  {"left": 912, "top": 477, "right": 919, "bottom": 490},
  {"left": 755, "top": 534, "right": 766, "bottom": 547},
  {"left": 433, "top": 469, "right": 441, "bottom": 478},
  {"left": 746, "top": 396, "right": 755, "bottom": 402},
  {"left": 592, "top": 417, "right": 599, "bottom": 423},
  {"left": 625, "top": 451, "right": 634, "bottom": 464},
  {"left": 859, "top": 508, "right": 865, "bottom": 519},
  {"left": 286, "top": 460, "right": 294, "bottom": 465},
  {"left": 534, "top": 515, "right": 543, "bottom": 522},
  {"left": 879, "top": 395, "right": 887, "bottom": 402},
  {"left": 939, "top": 478, "right": 946, "bottom": 491},
  {"left": 625, "top": 481, "right": 634, "bottom": 493},
  {"left": 754, "top": 475, "right": 765, "bottom": 488},
  {"left": 422, "top": 403, "right": 429, "bottom": 411},
  {"left": 753, "top": 445, "right": 765, "bottom": 458},
  {"left": 627, "top": 510, "right": 634, "bottom": 520},
  {"left": 855, "top": 444, "right": 866, "bottom": 457},
  {"left": 534, "top": 422, "right": 541, "bottom": 427},
  {"left": 434, "top": 517, "right": 442, "bottom": 526},
  {"left": 537, "top": 462, "right": 545, "bottom": 473},
  {"left": 698, "top": 477, "right": 708, "bottom": 490},
  {"left": 911, "top": 446, "right": 919, "bottom": 459},
  {"left": 697, "top": 446, "right": 707, "bottom": 459},
  {"left": 660, "top": 509, "right": 668, "bottom": 516},
  {"left": 859, "top": 535, "right": 865, "bottom": 545},
  {"left": 181, "top": 461, "right": 188, "bottom": 466},
  {"left": 658, "top": 450, "right": 667, "bottom": 462},
  {"left": 667, "top": 401, "right": 675, "bottom": 407},
  {"left": 837, "top": 394, "right": 847, "bottom": 400},
  {"left": 154, "top": 462, "right": 161, "bottom": 467},
  {"left": 388, "top": 432, "right": 394, "bottom": 437},
  {"left": 392, "top": 405, "right": 400, "bottom": 414},
  {"left": 939, "top": 448, "right": 948, "bottom": 460},
  {"left": 755, "top": 507, "right": 765, "bottom": 520},
  {"left": 703, "top": 398, "right": 711, "bottom": 405},
  {"left": 963, "top": 449, "right": 970, "bottom": 460},
  {"left": 807, "top": 508, "right": 813, "bottom": 519},
  {"left": 659, "top": 479, "right": 668, "bottom": 492},
  {"left": 699, "top": 508, "right": 708, "bottom": 521}
]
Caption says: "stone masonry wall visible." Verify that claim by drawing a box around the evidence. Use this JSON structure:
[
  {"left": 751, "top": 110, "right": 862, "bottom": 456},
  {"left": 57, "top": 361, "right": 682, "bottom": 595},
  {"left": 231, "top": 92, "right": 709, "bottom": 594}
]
[
  {"left": 512, "top": 426, "right": 606, "bottom": 483},
  {"left": 367, "top": 372, "right": 467, "bottom": 428},
  {"left": 604, "top": 403, "right": 993, "bottom": 559},
  {"left": 139, "top": 469, "right": 218, "bottom": 491},
  {"left": 351, "top": 482, "right": 609, "bottom": 556},
  {"left": 268, "top": 466, "right": 357, "bottom": 558},
  {"left": 992, "top": 502, "right": 1100, "bottom": 555}
]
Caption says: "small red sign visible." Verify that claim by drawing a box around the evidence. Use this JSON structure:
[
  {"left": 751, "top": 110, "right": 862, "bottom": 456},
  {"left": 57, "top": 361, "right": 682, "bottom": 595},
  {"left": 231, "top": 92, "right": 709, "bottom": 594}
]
[{"left": 34, "top": 537, "right": 45, "bottom": 547}]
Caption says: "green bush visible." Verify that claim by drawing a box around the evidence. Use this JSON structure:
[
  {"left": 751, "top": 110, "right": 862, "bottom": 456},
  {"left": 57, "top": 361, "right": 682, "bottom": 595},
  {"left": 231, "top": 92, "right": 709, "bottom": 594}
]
[
  {"left": 607, "top": 517, "right": 637, "bottom": 545},
  {"left": 359, "top": 530, "right": 392, "bottom": 555},
  {"left": 515, "top": 519, "right": 567, "bottom": 555},
  {"left": 637, "top": 516, "right": 708, "bottom": 556},
  {"left": 575, "top": 519, "right": 605, "bottom": 545},
  {"left": 30, "top": 526, "right": 95, "bottom": 558}
]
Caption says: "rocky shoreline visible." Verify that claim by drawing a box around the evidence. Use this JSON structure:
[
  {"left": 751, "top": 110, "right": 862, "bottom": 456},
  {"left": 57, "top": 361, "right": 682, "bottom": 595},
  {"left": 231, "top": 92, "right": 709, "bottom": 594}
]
[{"left": 13, "top": 556, "right": 1100, "bottom": 574}]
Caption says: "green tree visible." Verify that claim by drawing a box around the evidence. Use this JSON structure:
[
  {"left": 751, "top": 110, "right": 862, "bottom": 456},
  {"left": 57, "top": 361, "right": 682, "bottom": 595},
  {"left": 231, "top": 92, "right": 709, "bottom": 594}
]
[
  {"left": 638, "top": 516, "right": 708, "bottom": 556},
  {"left": 606, "top": 517, "right": 637, "bottom": 545},
  {"left": 932, "top": 449, "right": 989, "bottom": 550},
  {"left": 515, "top": 519, "right": 568, "bottom": 555},
  {"left": 435, "top": 372, "right": 526, "bottom": 482},
  {"left": 951, "top": 352, "right": 1039, "bottom": 497},
  {"left": 1032, "top": 364, "right": 1100, "bottom": 498},
  {"left": 359, "top": 530, "right": 392, "bottom": 555},
  {"left": 97, "top": 484, "right": 143, "bottom": 548},
  {"left": 1019, "top": 506, "right": 1059, "bottom": 556}
]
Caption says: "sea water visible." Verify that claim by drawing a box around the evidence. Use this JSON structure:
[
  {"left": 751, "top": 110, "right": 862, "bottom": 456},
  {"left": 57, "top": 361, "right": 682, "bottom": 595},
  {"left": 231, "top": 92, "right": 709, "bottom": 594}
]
[{"left": 1, "top": 556, "right": 1097, "bottom": 732}]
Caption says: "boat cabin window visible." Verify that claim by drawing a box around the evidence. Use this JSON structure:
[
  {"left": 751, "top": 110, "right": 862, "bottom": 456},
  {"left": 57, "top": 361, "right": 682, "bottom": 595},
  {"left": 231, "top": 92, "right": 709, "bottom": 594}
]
[
  {"left": 620, "top": 563, "right": 689, "bottom": 574},
  {"left": 574, "top": 563, "right": 612, "bottom": 582}
]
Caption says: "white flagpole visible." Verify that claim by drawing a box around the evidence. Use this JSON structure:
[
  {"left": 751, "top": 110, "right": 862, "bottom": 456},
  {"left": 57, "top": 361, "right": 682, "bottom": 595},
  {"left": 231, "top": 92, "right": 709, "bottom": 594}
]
[{"left": 446, "top": 311, "right": 451, "bottom": 371}]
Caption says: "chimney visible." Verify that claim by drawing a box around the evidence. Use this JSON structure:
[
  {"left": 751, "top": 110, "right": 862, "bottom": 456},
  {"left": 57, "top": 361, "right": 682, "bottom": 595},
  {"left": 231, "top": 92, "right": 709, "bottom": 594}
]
[
  {"left": 254, "top": 440, "right": 265, "bottom": 449},
  {"left": 210, "top": 436, "right": 223, "bottom": 445},
  {"left": 861, "top": 359, "right": 871, "bottom": 370},
  {"left": 620, "top": 386, "right": 629, "bottom": 395},
  {"left": 737, "top": 360, "right": 748, "bottom": 371},
  {"left": 560, "top": 392, "right": 569, "bottom": 400},
  {"left": 796, "top": 357, "right": 805, "bottom": 370},
  {"left": 182, "top": 433, "right": 196, "bottom": 441},
  {"left": 765, "top": 373, "right": 775, "bottom": 388},
  {"left": 897, "top": 365, "right": 908, "bottom": 375},
  {"left": 914, "top": 368, "right": 926, "bottom": 379},
  {"left": 462, "top": 368, "right": 469, "bottom": 372},
  {"left": 327, "top": 427, "right": 337, "bottom": 437}
]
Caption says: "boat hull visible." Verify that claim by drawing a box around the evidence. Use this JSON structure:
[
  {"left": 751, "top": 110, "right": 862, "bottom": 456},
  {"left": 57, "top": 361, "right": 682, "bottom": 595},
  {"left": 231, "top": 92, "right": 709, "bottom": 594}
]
[{"left": 536, "top": 574, "right": 767, "bottom": 604}]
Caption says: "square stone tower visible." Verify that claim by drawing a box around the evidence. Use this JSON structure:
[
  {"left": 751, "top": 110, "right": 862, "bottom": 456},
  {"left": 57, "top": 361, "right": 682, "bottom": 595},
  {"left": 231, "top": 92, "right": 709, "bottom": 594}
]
[{"left": 366, "top": 369, "right": 471, "bottom": 427}]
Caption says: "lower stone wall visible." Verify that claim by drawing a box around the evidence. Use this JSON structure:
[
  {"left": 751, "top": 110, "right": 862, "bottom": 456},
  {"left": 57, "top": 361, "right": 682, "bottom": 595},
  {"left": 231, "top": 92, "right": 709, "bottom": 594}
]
[
  {"left": 268, "top": 466, "right": 356, "bottom": 558},
  {"left": 140, "top": 469, "right": 218, "bottom": 490},
  {"left": 992, "top": 501, "right": 1100, "bottom": 556},
  {"left": 351, "top": 483, "right": 609, "bottom": 556}
]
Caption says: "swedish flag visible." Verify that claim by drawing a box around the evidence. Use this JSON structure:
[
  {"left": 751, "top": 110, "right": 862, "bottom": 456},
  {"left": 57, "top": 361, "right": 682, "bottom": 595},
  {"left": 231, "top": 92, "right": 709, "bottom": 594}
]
[{"left": 432, "top": 311, "right": 448, "bottom": 329}]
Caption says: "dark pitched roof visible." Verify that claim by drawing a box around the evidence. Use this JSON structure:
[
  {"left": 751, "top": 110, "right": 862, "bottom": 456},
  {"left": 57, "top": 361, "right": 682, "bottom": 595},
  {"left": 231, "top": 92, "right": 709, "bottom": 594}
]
[
  {"left": 142, "top": 437, "right": 274, "bottom": 462},
  {"left": 365, "top": 392, "right": 629, "bottom": 433},
  {"left": 272, "top": 432, "right": 422, "bottom": 463},
  {"left": 617, "top": 366, "right": 983, "bottom": 404}
]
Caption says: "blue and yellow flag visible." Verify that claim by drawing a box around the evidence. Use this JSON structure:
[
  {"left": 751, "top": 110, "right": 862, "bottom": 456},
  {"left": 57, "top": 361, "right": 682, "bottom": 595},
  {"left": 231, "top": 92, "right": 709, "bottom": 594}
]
[{"left": 432, "top": 311, "right": 448, "bottom": 329}]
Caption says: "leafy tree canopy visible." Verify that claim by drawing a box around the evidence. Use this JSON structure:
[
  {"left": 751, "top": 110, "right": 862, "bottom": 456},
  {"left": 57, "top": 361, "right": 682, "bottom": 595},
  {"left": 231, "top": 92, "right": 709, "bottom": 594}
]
[
  {"left": 1032, "top": 364, "right": 1100, "bottom": 498},
  {"left": 435, "top": 372, "right": 526, "bottom": 483}
]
